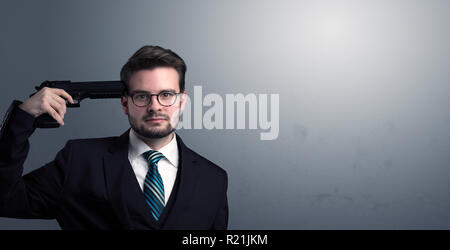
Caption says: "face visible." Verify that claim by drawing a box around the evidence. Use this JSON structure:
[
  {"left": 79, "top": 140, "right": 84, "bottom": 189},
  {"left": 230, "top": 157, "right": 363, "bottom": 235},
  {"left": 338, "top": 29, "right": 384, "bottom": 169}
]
[{"left": 121, "top": 67, "right": 186, "bottom": 139}]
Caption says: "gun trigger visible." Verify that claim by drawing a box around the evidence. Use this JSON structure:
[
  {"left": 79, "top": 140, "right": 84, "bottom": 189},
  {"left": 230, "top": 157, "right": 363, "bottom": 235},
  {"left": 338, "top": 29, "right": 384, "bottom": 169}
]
[{"left": 67, "top": 99, "right": 80, "bottom": 107}]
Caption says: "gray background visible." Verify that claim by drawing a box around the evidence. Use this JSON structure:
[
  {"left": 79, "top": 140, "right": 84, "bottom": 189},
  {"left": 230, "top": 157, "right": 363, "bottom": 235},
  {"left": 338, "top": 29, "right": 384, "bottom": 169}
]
[{"left": 1, "top": 0, "right": 450, "bottom": 229}]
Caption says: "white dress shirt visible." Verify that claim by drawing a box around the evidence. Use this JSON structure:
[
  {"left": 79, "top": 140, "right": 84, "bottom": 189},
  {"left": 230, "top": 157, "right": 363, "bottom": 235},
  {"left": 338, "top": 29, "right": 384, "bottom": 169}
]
[{"left": 128, "top": 129, "right": 179, "bottom": 205}]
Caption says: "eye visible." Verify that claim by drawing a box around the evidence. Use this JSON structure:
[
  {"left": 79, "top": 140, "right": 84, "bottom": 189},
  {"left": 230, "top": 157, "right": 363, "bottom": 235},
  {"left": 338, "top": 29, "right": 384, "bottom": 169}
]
[
  {"left": 135, "top": 94, "right": 147, "bottom": 99},
  {"left": 160, "top": 92, "right": 174, "bottom": 98}
]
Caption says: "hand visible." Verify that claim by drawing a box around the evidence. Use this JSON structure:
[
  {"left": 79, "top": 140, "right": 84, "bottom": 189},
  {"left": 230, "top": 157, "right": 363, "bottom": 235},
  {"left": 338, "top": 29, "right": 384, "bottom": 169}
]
[{"left": 18, "top": 87, "right": 74, "bottom": 126}]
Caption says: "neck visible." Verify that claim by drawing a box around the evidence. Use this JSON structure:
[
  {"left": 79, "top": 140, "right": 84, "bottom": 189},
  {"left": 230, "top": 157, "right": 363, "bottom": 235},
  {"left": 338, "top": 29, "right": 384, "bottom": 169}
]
[{"left": 133, "top": 130, "right": 174, "bottom": 151}]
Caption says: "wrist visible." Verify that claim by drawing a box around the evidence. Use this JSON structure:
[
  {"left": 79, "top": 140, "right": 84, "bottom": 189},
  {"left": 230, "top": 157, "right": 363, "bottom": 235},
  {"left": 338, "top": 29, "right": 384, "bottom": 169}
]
[{"left": 18, "top": 102, "right": 38, "bottom": 117}]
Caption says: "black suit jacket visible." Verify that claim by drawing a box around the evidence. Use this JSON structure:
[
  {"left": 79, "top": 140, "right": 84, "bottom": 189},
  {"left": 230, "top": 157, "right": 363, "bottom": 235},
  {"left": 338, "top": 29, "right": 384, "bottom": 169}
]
[{"left": 0, "top": 101, "right": 228, "bottom": 229}]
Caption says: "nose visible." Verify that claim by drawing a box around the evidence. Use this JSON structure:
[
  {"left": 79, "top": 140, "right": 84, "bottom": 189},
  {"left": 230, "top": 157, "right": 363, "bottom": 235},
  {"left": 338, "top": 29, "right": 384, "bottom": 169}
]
[{"left": 146, "top": 95, "right": 163, "bottom": 111}]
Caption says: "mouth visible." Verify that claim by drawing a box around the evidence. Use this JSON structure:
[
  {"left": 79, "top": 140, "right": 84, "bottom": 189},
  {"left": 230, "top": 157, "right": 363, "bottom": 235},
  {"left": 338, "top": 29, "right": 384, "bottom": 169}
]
[{"left": 145, "top": 118, "right": 167, "bottom": 123}]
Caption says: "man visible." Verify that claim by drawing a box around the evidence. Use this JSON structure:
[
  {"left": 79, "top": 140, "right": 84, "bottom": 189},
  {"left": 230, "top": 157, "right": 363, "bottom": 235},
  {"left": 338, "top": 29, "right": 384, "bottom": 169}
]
[{"left": 0, "top": 45, "right": 228, "bottom": 230}]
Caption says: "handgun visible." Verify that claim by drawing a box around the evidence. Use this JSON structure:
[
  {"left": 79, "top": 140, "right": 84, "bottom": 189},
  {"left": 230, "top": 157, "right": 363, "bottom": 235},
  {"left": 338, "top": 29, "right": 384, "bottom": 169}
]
[{"left": 31, "top": 80, "right": 125, "bottom": 128}]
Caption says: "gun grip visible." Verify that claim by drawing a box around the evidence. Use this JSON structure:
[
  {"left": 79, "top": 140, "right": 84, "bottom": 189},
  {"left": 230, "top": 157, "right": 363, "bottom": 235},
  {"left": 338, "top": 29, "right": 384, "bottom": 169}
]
[{"left": 34, "top": 114, "right": 61, "bottom": 128}]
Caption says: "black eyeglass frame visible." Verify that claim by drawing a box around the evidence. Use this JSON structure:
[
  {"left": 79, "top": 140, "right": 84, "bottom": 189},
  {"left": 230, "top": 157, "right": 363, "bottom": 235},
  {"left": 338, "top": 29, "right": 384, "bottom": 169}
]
[{"left": 127, "top": 91, "right": 183, "bottom": 107}]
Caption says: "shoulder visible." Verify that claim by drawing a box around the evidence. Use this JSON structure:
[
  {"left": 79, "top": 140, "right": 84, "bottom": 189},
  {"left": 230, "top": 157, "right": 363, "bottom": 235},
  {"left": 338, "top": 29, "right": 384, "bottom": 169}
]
[
  {"left": 183, "top": 144, "right": 228, "bottom": 180},
  {"left": 64, "top": 136, "right": 118, "bottom": 153}
]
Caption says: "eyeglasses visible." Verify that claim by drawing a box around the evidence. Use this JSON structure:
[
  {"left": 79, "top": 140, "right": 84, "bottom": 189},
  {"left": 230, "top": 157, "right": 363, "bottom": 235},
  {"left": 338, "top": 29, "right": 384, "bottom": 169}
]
[{"left": 128, "top": 91, "right": 182, "bottom": 107}]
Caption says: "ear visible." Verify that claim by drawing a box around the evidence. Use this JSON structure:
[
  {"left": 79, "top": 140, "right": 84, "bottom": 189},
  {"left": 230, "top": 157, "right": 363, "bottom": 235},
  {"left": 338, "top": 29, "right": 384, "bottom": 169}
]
[
  {"left": 179, "top": 90, "right": 187, "bottom": 113},
  {"left": 121, "top": 96, "right": 129, "bottom": 115}
]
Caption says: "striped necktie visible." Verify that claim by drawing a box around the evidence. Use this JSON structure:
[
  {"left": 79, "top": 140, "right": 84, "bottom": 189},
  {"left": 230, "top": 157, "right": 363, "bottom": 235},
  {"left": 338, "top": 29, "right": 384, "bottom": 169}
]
[{"left": 142, "top": 150, "right": 165, "bottom": 221}]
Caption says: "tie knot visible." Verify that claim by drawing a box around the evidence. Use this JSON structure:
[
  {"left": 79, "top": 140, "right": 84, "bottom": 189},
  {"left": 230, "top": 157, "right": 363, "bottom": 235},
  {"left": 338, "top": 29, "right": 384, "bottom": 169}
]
[{"left": 143, "top": 150, "right": 165, "bottom": 166}]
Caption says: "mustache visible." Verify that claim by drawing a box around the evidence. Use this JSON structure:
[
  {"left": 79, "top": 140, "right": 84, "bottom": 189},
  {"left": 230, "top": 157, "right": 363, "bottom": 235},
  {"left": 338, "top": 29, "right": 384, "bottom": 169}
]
[{"left": 143, "top": 113, "right": 169, "bottom": 120}]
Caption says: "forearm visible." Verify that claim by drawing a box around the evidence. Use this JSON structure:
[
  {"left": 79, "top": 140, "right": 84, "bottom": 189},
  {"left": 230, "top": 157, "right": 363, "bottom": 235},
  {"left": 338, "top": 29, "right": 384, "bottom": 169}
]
[
  {"left": 0, "top": 100, "right": 36, "bottom": 174},
  {"left": 0, "top": 100, "right": 37, "bottom": 215}
]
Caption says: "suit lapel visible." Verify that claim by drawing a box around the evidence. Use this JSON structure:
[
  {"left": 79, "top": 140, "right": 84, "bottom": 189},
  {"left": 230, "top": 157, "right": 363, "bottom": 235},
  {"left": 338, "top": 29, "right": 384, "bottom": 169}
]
[
  {"left": 161, "top": 134, "right": 200, "bottom": 229},
  {"left": 102, "top": 129, "right": 157, "bottom": 229}
]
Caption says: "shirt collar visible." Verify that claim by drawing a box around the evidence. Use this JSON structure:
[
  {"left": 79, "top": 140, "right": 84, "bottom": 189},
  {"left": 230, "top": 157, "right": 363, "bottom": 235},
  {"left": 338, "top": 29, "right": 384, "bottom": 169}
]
[{"left": 128, "top": 129, "right": 179, "bottom": 168}]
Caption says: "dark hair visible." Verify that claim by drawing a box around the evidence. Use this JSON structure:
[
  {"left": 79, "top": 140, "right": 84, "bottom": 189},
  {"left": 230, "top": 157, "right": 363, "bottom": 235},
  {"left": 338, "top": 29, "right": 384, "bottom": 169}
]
[{"left": 120, "top": 45, "right": 187, "bottom": 94}]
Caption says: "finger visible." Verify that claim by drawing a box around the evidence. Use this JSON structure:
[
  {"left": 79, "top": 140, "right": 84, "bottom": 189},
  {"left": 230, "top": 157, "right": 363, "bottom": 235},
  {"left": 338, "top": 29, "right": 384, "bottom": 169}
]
[
  {"left": 48, "top": 101, "right": 64, "bottom": 124},
  {"left": 51, "top": 94, "right": 67, "bottom": 117},
  {"left": 52, "top": 88, "right": 74, "bottom": 104},
  {"left": 43, "top": 103, "right": 64, "bottom": 126},
  {"left": 48, "top": 98, "right": 66, "bottom": 120}
]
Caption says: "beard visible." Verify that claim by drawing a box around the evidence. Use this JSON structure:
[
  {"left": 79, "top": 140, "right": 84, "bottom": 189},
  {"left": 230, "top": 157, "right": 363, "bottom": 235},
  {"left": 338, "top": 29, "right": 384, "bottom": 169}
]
[{"left": 128, "top": 111, "right": 178, "bottom": 139}]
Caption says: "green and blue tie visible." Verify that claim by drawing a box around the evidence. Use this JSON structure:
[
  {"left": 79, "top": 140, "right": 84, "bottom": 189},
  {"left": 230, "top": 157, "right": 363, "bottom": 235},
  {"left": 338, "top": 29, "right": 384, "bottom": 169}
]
[{"left": 143, "top": 150, "right": 165, "bottom": 221}]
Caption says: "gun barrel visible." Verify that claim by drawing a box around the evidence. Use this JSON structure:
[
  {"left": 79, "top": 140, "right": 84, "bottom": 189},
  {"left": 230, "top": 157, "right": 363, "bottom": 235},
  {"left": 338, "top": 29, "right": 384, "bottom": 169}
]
[
  {"left": 35, "top": 80, "right": 125, "bottom": 99},
  {"left": 70, "top": 81, "right": 125, "bottom": 99}
]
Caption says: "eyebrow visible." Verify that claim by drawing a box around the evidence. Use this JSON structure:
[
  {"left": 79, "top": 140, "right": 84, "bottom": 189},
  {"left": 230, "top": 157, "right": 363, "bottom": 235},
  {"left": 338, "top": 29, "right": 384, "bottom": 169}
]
[{"left": 130, "top": 89, "right": 178, "bottom": 94}]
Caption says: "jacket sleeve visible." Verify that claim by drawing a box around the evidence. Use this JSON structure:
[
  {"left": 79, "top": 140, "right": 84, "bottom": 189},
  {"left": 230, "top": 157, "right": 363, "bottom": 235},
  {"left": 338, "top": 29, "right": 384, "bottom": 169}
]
[
  {"left": 0, "top": 101, "right": 71, "bottom": 219},
  {"left": 211, "top": 171, "right": 229, "bottom": 230}
]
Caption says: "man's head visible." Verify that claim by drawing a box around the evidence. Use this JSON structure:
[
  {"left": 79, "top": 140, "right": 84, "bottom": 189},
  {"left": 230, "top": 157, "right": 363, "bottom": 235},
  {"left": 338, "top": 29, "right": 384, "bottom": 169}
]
[{"left": 120, "top": 45, "right": 187, "bottom": 139}]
